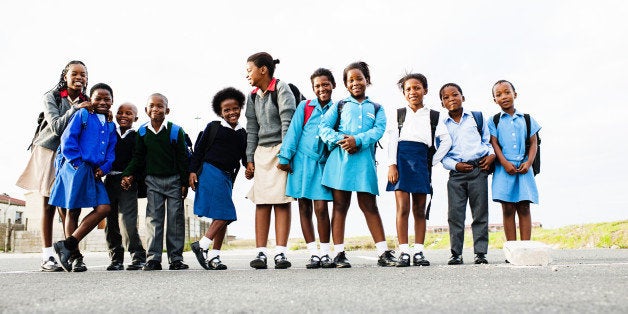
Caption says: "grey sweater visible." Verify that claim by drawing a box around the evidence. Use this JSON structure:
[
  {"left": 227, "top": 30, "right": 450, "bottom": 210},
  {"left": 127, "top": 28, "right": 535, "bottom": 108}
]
[
  {"left": 33, "top": 91, "right": 79, "bottom": 151},
  {"left": 245, "top": 79, "right": 296, "bottom": 162}
]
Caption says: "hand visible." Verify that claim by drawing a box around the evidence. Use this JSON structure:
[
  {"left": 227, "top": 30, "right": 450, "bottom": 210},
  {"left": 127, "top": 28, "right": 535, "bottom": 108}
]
[
  {"left": 337, "top": 135, "right": 357, "bottom": 153},
  {"left": 276, "top": 163, "right": 292, "bottom": 173},
  {"left": 181, "top": 186, "right": 188, "bottom": 199},
  {"left": 107, "top": 110, "right": 113, "bottom": 122},
  {"left": 189, "top": 173, "right": 198, "bottom": 191},
  {"left": 387, "top": 165, "right": 399, "bottom": 184},
  {"left": 503, "top": 162, "right": 517, "bottom": 175},
  {"left": 517, "top": 161, "right": 530, "bottom": 174},
  {"left": 94, "top": 168, "right": 104, "bottom": 179},
  {"left": 455, "top": 162, "right": 473, "bottom": 173},
  {"left": 479, "top": 154, "right": 496, "bottom": 172},
  {"left": 77, "top": 101, "right": 94, "bottom": 113},
  {"left": 245, "top": 162, "right": 255, "bottom": 180},
  {"left": 121, "top": 176, "right": 134, "bottom": 190}
]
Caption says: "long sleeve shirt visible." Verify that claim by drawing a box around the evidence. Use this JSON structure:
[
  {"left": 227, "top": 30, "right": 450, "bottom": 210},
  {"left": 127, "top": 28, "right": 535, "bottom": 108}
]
[{"left": 442, "top": 109, "right": 494, "bottom": 171}]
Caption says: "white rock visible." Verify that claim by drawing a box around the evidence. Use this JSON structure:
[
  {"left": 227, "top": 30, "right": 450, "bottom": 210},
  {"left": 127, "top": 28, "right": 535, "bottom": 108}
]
[{"left": 503, "top": 240, "right": 552, "bottom": 266}]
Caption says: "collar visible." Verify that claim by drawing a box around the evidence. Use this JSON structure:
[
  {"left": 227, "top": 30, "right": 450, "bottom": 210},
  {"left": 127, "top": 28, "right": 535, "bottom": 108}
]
[
  {"left": 220, "top": 119, "right": 243, "bottom": 131},
  {"left": 445, "top": 108, "right": 469, "bottom": 123},
  {"left": 347, "top": 95, "right": 371, "bottom": 105},
  {"left": 117, "top": 127, "right": 135, "bottom": 138},
  {"left": 251, "top": 78, "right": 277, "bottom": 95},
  {"left": 147, "top": 121, "right": 169, "bottom": 134},
  {"left": 499, "top": 109, "right": 523, "bottom": 118}
]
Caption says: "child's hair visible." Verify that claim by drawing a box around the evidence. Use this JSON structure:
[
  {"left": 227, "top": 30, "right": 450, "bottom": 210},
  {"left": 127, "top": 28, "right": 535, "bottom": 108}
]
[
  {"left": 55, "top": 60, "right": 88, "bottom": 94},
  {"left": 247, "top": 52, "right": 280, "bottom": 77},
  {"left": 397, "top": 73, "right": 427, "bottom": 91},
  {"left": 212, "top": 87, "right": 245, "bottom": 116},
  {"left": 492, "top": 79, "right": 516, "bottom": 96},
  {"left": 90, "top": 83, "right": 113, "bottom": 99},
  {"left": 439, "top": 83, "right": 463, "bottom": 100},
  {"left": 343, "top": 61, "right": 371, "bottom": 86},
  {"left": 310, "top": 68, "right": 336, "bottom": 88},
  {"left": 148, "top": 93, "right": 168, "bottom": 106}
]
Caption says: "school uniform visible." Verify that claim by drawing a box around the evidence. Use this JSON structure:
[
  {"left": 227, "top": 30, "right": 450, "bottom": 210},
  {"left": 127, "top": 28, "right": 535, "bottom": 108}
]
[
  {"left": 488, "top": 110, "right": 541, "bottom": 203},
  {"left": 245, "top": 78, "right": 296, "bottom": 204},
  {"left": 386, "top": 106, "right": 450, "bottom": 193},
  {"left": 190, "top": 120, "right": 247, "bottom": 221},
  {"left": 442, "top": 109, "right": 494, "bottom": 256},
  {"left": 122, "top": 121, "right": 189, "bottom": 264},
  {"left": 319, "top": 96, "right": 385, "bottom": 195},
  {"left": 278, "top": 98, "right": 333, "bottom": 201},
  {"left": 104, "top": 127, "right": 147, "bottom": 264},
  {"left": 49, "top": 108, "right": 117, "bottom": 209}
]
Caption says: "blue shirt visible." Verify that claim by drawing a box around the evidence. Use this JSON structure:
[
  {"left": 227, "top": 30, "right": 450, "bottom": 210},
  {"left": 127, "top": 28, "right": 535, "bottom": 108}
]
[
  {"left": 278, "top": 98, "right": 332, "bottom": 164},
  {"left": 442, "top": 109, "right": 494, "bottom": 171},
  {"left": 319, "top": 96, "right": 386, "bottom": 150},
  {"left": 488, "top": 109, "right": 541, "bottom": 162}
]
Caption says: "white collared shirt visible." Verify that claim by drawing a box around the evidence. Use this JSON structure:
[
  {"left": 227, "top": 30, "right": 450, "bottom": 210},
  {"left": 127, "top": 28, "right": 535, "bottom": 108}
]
[
  {"left": 117, "top": 127, "right": 135, "bottom": 138},
  {"left": 221, "top": 119, "right": 243, "bottom": 131},
  {"left": 147, "top": 121, "right": 169, "bottom": 134}
]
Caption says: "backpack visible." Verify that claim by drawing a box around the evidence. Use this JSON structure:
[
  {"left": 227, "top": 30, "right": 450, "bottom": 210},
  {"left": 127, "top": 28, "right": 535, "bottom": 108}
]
[
  {"left": 137, "top": 122, "right": 193, "bottom": 158},
  {"left": 396, "top": 107, "right": 440, "bottom": 219},
  {"left": 493, "top": 113, "right": 541, "bottom": 176},
  {"left": 193, "top": 120, "right": 242, "bottom": 183},
  {"left": 469, "top": 111, "right": 495, "bottom": 174},
  {"left": 303, "top": 100, "right": 314, "bottom": 126},
  {"left": 334, "top": 99, "right": 384, "bottom": 154},
  {"left": 251, "top": 79, "right": 306, "bottom": 109},
  {"left": 28, "top": 90, "right": 88, "bottom": 150}
]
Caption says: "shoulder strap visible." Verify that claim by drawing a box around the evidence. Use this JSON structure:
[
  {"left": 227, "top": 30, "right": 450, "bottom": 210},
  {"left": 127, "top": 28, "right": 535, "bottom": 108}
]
[
  {"left": 333, "top": 100, "right": 346, "bottom": 131},
  {"left": 169, "top": 123, "right": 180, "bottom": 144},
  {"left": 198, "top": 120, "right": 221, "bottom": 159},
  {"left": 523, "top": 113, "right": 531, "bottom": 154},
  {"left": 493, "top": 113, "right": 501, "bottom": 128},
  {"left": 397, "top": 108, "right": 407, "bottom": 136},
  {"left": 303, "top": 100, "right": 314, "bottom": 127},
  {"left": 270, "top": 79, "right": 281, "bottom": 108},
  {"left": 471, "top": 111, "right": 484, "bottom": 136},
  {"left": 138, "top": 122, "right": 148, "bottom": 137},
  {"left": 429, "top": 109, "right": 439, "bottom": 148},
  {"left": 80, "top": 109, "right": 89, "bottom": 128}
]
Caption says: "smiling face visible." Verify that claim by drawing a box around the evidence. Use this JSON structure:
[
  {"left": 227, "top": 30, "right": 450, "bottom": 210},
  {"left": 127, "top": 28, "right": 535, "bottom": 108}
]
[
  {"left": 91, "top": 89, "right": 113, "bottom": 115},
  {"left": 116, "top": 103, "right": 138, "bottom": 132},
  {"left": 345, "top": 69, "right": 367, "bottom": 101},
  {"left": 312, "top": 75, "right": 334, "bottom": 104},
  {"left": 220, "top": 99, "right": 241, "bottom": 128},
  {"left": 403, "top": 78, "right": 427, "bottom": 108},
  {"left": 440, "top": 85, "right": 465, "bottom": 112},
  {"left": 64, "top": 64, "right": 87, "bottom": 93},
  {"left": 493, "top": 82, "right": 517, "bottom": 113},
  {"left": 246, "top": 61, "right": 265, "bottom": 87},
  {"left": 145, "top": 95, "right": 169, "bottom": 123}
]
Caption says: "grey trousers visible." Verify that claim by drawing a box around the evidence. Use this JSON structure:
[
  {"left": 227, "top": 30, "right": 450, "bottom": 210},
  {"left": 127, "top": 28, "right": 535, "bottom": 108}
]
[
  {"left": 104, "top": 174, "right": 146, "bottom": 263},
  {"left": 447, "top": 168, "right": 489, "bottom": 255},
  {"left": 145, "top": 174, "right": 185, "bottom": 263}
]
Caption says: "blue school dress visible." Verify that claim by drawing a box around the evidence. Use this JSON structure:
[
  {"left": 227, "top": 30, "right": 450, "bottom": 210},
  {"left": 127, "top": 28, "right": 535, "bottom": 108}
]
[
  {"left": 319, "top": 96, "right": 386, "bottom": 195},
  {"left": 488, "top": 110, "right": 540, "bottom": 203},
  {"left": 278, "top": 99, "right": 333, "bottom": 201},
  {"left": 49, "top": 109, "right": 117, "bottom": 209}
]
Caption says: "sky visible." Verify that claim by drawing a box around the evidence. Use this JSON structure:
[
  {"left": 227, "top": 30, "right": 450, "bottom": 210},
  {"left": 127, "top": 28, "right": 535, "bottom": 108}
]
[{"left": 1, "top": 0, "right": 627, "bottom": 239}]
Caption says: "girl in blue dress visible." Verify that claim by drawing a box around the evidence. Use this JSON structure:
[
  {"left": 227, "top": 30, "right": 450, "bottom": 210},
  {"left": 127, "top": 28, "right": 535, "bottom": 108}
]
[
  {"left": 278, "top": 68, "right": 335, "bottom": 269},
  {"left": 189, "top": 87, "right": 247, "bottom": 270},
  {"left": 50, "top": 83, "right": 117, "bottom": 272},
  {"left": 488, "top": 80, "right": 540, "bottom": 242},
  {"left": 319, "top": 61, "right": 397, "bottom": 268}
]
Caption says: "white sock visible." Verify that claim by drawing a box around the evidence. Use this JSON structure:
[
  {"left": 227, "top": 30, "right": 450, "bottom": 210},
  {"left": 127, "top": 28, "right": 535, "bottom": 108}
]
[
  {"left": 414, "top": 243, "right": 425, "bottom": 254},
  {"left": 334, "top": 244, "right": 345, "bottom": 253},
  {"left": 42, "top": 247, "right": 54, "bottom": 261},
  {"left": 275, "top": 246, "right": 287, "bottom": 256},
  {"left": 199, "top": 236, "right": 212, "bottom": 250},
  {"left": 320, "top": 243, "right": 331, "bottom": 256},
  {"left": 257, "top": 247, "right": 268, "bottom": 255},
  {"left": 375, "top": 241, "right": 388, "bottom": 256},
  {"left": 398, "top": 244, "right": 410, "bottom": 254},
  {"left": 306, "top": 242, "right": 318, "bottom": 256},
  {"left": 207, "top": 249, "right": 220, "bottom": 260}
]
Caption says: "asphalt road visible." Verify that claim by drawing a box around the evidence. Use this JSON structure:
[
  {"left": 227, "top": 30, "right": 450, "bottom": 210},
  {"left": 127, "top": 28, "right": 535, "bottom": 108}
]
[{"left": 0, "top": 249, "right": 626, "bottom": 313}]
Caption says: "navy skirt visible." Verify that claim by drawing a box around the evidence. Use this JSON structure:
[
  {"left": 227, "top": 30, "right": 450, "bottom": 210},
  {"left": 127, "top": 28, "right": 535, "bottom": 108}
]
[
  {"left": 386, "top": 141, "right": 430, "bottom": 194},
  {"left": 193, "top": 162, "right": 237, "bottom": 221}
]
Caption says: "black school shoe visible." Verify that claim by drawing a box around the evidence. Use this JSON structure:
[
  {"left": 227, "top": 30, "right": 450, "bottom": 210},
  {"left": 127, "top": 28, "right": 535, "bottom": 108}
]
[
  {"left": 377, "top": 250, "right": 398, "bottom": 267},
  {"left": 169, "top": 260, "right": 189, "bottom": 270},
  {"left": 250, "top": 252, "right": 268, "bottom": 269},
  {"left": 320, "top": 255, "right": 336, "bottom": 268},
  {"left": 191, "top": 241, "right": 209, "bottom": 270},
  {"left": 448, "top": 254, "right": 464, "bottom": 265},
  {"left": 72, "top": 256, "right": 87, "bottom": 272},
  {"left": 396, "top": 253, "right": 411, "bottom": 267},
  {"left": 142, "top": 260, "right": 162, "bottom": 271},
  {"left": 274, "top": 253, "right": 292, "bottom": 269},
  {"left": 333, "top": 251, "right": 351, "bottom": 268},
  {"left": 305, "top": 255, "right": 321, "bottom": 269},
  {"left": 107, "top": 261, "right": 124, "bottom": 271},
  {"left": 40, "top": 256, "right": 63, "bottom": 272},
  {"left": 207, "top": 256, "right": 227, "bottom": 270},
  {"left": 126, "top": 261, "right": 145, "bottom": 270},
  {"left": 53, "top": 241, "right": 72, "bottom": 272},
  {"left": 474, "top": 253, "right": 488, "bottom": 264},
  {"left": 413, "top": 252, "right": 431, "bottom": 266}
]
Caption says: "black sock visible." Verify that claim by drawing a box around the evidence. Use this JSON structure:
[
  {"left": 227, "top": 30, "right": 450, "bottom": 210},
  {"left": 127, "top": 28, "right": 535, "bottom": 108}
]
[{"left": 65, "top": 236, "right": 79, "bottom": 251}]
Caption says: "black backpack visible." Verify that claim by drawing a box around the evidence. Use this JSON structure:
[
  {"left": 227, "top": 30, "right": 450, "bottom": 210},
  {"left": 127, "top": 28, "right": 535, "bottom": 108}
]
[
  {"left": 28, "top": 91, "right": 88, "bottom": 150},
  {"left": 251, "top": 79, "right": 306, "bottom": 108},
  {"left": 493, "top": 113, "right": 541, "bottom": 176}
]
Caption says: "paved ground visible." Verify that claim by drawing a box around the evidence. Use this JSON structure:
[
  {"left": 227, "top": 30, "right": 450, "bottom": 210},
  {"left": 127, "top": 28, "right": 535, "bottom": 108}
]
[{"left": 0, "top": 249, "right": 626, "bottom": 313}]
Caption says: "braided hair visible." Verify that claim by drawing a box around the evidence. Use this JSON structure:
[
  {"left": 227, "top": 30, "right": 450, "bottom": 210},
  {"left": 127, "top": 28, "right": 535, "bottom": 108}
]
[{"left": 54, "top": 60, "right": 88, "bottom": 95}]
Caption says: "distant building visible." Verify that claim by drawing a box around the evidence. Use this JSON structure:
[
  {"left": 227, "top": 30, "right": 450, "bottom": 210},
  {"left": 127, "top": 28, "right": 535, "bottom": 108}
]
[{"left": 0, "top": 193, "right": 26, "bottom": 224}]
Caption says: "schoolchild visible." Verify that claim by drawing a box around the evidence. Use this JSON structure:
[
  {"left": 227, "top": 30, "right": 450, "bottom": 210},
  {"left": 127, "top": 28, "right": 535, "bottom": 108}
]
[
  {"left": 16, "top": 60, "right": 92, "bottom": 271},
  {"left": 440, "top": 83, "right": 495, "bottom": 265},
  {"left": 189, "top": 87, "right": 247, "bottom": 270},
  {"left": 386, "top": 73, "right": 452, "bottom": 267},
  {"left": 103, "top": 102, "right": 147, "bottom": 271},
  {"left": 121, "top": 93, "right": 190, "bottom": 271},
  {"left": 319, "top": 61, "right": 397, "bottom": 267},
  {"left": 50, "top": 83, "right": 117, "bottom": 272},
  {"left": 488, "top": 80, "right": 540, "bottom": 242},
  {"left": 244, "top": 52, "right": 296, "bottom": 269},
  {"left": 277, "top": 68, "right": 336, "bottom": 269}
]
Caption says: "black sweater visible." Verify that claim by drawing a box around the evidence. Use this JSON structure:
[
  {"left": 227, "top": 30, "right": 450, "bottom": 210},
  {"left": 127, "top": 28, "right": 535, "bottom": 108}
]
[{"left": 190, "top": 122, "right": 247, "bottom": 178}]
